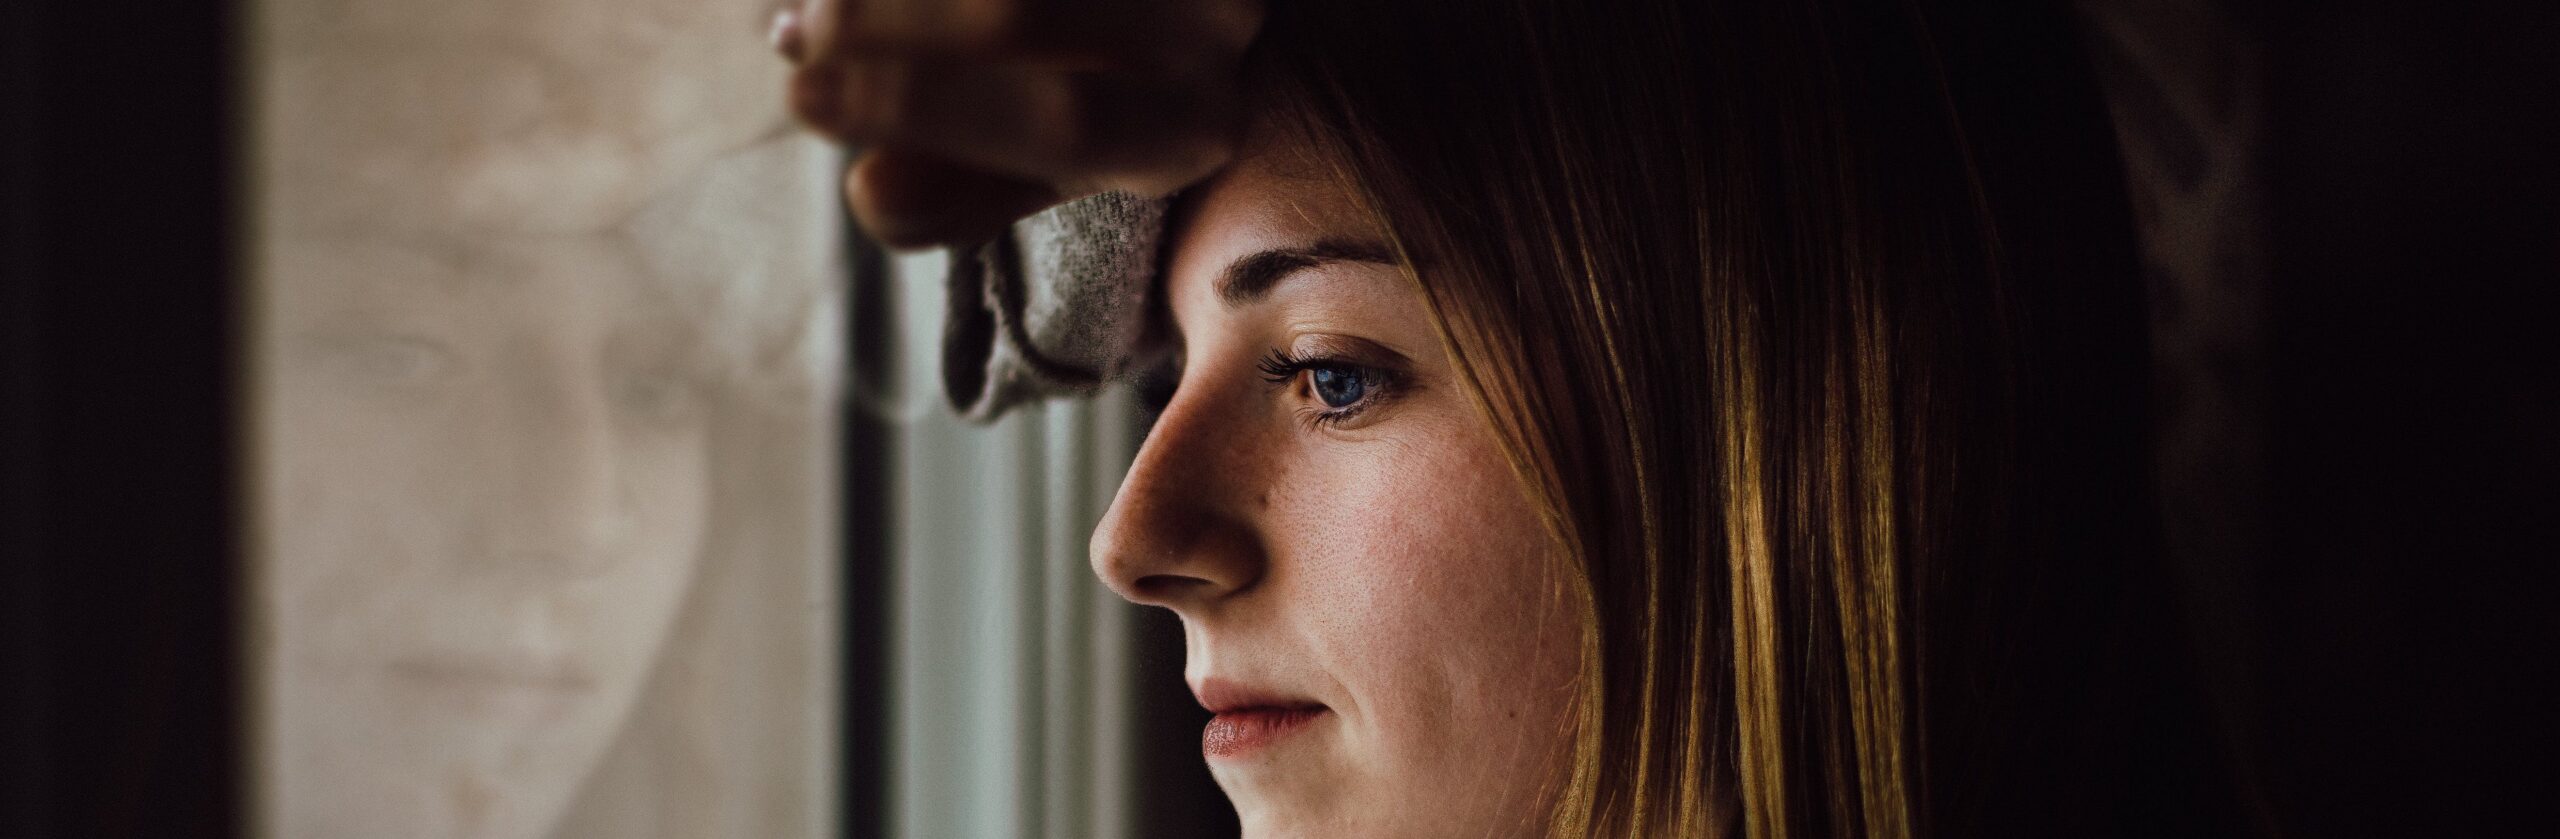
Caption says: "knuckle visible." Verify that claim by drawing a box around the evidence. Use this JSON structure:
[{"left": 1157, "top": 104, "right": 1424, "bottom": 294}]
[
  {"left": 952, "top": 0, "right": 1018, "bottom": 31},
  {"left": 1044, "top": 117, "right": 1100, "bottom": 172},
  {"left": 790, "top": 61, "right": 905, "bottom": 140},
  {"left": 861, "top": 0, "right": 1026, "bottom": 47},
  {"left": 1196, "top": 0, "right": 1266, "bottom": 55},
  {"left": 1120, "top": 138, "right": 1231, "bottom": 196},
  {"left": 949, "top": 0, "right": 1026, "bottom": 39},
  {"left": 1014, "top": 74, "right": 1092, "bottom": 168},
  {"left": 786, "top": 67, "right": 843, "bottom": 129},
  {"left": 1072, "top": 79, "right": 1236, "bottom": 181}
]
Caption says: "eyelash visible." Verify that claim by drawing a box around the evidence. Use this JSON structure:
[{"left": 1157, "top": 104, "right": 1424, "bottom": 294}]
[{"left": 1256, "top": 348, "right": 1398, "bottom": 429}]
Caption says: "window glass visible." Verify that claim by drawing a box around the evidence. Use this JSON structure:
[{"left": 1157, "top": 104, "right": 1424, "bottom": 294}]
[{"left": 245, "top": 1, "right": 842, "bottom": 835}]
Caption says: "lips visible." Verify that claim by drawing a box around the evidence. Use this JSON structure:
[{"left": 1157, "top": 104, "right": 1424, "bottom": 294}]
[
  {"left": 1202, "top": 706, "right": 1327, "bottom": 758},
  {"left": 1194, "top": 678, "right": 1329, "bottom": 760},
  {"left": 385, "top": 651, "right": 597, "bottom": 693}
]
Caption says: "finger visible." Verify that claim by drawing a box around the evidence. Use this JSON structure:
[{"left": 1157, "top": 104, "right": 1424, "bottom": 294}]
[
  {"left": 846, "top": 145, "right": 1068, "bottom": 249},
  {"left": 769, "top": 5, "right": 808, "bottom": 63},
  {"left": 795, "top": 59, "right": 1239, "bottom": 198},
  {"left": 803, "top": 0, "right": 1260, "bottom": 70}
]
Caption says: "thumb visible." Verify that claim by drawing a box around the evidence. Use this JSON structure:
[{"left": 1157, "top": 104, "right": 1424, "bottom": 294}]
[{"left": 845, "top": 145, "right": 1074, "bottom": 250}]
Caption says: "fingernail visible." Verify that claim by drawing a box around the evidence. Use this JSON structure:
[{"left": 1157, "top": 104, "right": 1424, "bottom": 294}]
[{"left": 768, "top": 6, "right": 804, "bottom": 60}]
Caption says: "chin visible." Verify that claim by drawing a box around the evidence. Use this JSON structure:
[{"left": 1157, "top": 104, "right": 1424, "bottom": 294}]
[
  {"left": 1221, "top": 783, "right": 1371, "bottom": 839},
  {"left": 267, "top": 652, "right": 640, "bottom": 839},
  {"left": 272, "top": 711, "right": 600, "bottom": 839}
]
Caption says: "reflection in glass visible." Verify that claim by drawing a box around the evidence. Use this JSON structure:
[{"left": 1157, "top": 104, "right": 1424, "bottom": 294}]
[{"left": 247, "top": 0, "right": 840, "bottom": 836}]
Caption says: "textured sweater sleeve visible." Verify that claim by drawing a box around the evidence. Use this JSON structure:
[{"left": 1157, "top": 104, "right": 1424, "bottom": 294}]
[{"left": 940, "top": 191, "right": 1173, "bottom": 422}]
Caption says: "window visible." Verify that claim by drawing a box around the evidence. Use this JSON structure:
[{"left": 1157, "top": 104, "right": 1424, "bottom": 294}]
[{"left": 245, "top": 2, "right": 842, "bottom": 834}]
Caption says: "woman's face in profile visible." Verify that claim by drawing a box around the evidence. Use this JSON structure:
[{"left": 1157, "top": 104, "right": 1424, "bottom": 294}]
[{"left": 1091, "top": 133, "right": 1583, "bottom": 837}]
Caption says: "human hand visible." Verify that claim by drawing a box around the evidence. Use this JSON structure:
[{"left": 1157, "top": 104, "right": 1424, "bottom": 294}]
[{"left": 773, "top": 0, "right": 1262, "bottom": 248}]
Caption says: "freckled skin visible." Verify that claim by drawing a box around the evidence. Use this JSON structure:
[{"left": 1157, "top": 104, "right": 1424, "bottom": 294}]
[{"left": 1090, "top": 130, "right": 1583, "bottom": 839}]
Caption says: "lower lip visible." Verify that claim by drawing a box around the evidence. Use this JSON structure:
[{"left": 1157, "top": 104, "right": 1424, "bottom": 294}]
[
  {"left": 385, "top": 656, "right": 596, "bottom": 697},
  {"left": 1202, "top": 707, "right": 1327, "bottom": 760}
]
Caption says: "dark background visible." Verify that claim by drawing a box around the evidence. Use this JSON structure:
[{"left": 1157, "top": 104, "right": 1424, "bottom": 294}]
[
  {"left": 5, "top": 0, "right": 243, "bottom": 834},
  {"left": 2237, "top": 2, "right": 2557, "bottom": 833},
  {"left": 6, "top": 0, "right": 2553, "bottom": 835}
]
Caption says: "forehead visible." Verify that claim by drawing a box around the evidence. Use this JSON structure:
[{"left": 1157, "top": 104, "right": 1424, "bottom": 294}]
[{"left": 1160, "top": 137, "right": 1385, "bottom": 315}]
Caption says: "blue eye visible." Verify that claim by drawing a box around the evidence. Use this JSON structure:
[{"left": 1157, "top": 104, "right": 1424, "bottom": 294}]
[
  {"left": 1309, "top": 365, "right": 1366, "bottom": 408},
  {"left": 1257, "top": 347, "right": 1400, "bottom": 428}
]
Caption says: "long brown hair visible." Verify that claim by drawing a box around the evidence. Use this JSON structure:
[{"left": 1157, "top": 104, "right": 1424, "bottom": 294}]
[{"left": 1251, "top": 1, "right": 2222, "bottom": 835}]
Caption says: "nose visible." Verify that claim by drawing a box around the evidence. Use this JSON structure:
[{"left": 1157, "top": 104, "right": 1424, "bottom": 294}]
[
  {"left": 477, "top": 359, "right": 622, "bottom": 572},
  {"left": 1089, "top": 382, "right": 1266, "bottom": 611}
]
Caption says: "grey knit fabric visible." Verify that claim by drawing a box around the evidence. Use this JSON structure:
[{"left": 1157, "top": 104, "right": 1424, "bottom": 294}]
[{"left": 942, "top": 191, "right": 1171, "bottom": 422}]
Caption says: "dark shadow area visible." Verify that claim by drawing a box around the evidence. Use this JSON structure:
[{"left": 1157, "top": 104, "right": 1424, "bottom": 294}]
[
  {"left": 2247, "top": 2, "right": 2559, "bottom": 833},
  {"left": 3, "top": 0, "right": 242, "bottom": 836},
  {"left": 1129, "top": 606, "right": 1239, "bottom": 839}
]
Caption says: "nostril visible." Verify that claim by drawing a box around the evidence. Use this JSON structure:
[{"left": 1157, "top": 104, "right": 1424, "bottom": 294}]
[{"left": 1130, "top": 573, "right": 1221, "bottom": 602}]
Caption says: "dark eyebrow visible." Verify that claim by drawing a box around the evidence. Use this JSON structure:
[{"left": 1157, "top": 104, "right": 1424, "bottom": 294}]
[{"left": 1216, "top": 237, "right": 1400, "bottom": 307}]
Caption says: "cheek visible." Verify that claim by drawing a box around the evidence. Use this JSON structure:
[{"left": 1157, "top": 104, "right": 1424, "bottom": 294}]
[
  {"left": 1277, "top": 416, "right": 1573, "bottom": 745},
  {"left": 615, "top": 422, "right": 710, "bottom": 548},
  {"left": 577, "top": 421, "right": 710, "bottom": 656},
  {"left": 265, "top": 378, "right": 464, "bottom": 606}
]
